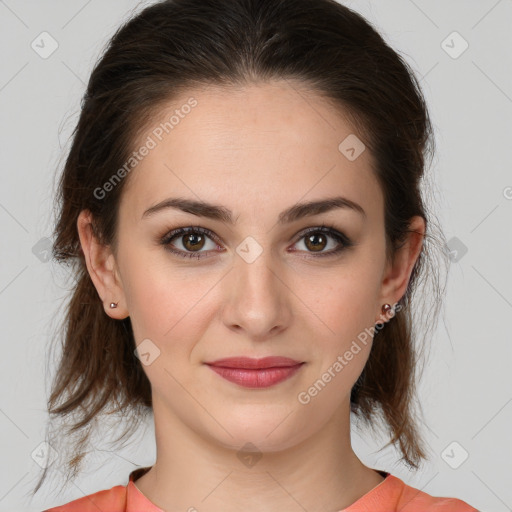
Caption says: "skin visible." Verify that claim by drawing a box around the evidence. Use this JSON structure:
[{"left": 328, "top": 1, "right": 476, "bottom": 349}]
[{"left": 77, "top": 79, "right": 425, "bottom": 512}]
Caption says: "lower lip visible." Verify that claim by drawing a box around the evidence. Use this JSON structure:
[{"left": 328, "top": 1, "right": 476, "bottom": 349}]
[{"left": 207, "top": 363, "right": 304, "bottom": 388}]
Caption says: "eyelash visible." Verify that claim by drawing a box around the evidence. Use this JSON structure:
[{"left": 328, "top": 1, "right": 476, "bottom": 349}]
[{"left": 159, "top": 224, "right": 354, "bottom": 260}]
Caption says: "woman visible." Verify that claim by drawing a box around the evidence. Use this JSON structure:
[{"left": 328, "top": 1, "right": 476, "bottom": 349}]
[{"left": 38, "top": 0, "right": 479, "bottom": 510}]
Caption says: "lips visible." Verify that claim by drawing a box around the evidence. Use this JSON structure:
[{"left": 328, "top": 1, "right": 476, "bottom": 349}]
[
  {"left": 205, "top": 356, "right": 302, "bottom": 369},
  {"left": 205, "top": 356, "right": 305, "bottom": 388}
]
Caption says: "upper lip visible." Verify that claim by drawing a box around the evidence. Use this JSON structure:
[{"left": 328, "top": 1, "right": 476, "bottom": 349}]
[{"left": 205, "top": 356, "right": 303, "bottom": 369}]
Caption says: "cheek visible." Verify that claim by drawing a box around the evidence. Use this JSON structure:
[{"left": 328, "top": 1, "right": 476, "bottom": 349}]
[
  {"left": 297, "top": 280, "right": 376, "bottom": 411},
  {"left": 119, "top": 248, "right": 188, "bottom": 339},
  {"left": 298, "top": 265, "right": 381, "bottom": 340},
  {"left": 295, "top": 255, "right": 382, "bottom": 385},
  {"left": 121, "top": 249, "right": 219, "bottom": 359}
]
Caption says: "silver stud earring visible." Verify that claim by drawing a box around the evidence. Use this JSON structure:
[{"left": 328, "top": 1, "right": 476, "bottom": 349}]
[{"left": 109, "top": 302, "right": 118, "bottom": 309}]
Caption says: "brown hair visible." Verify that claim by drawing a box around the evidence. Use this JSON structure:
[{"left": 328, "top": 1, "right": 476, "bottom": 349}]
[{"left": 33, "top": 0, "right": 449, "bottom": 497}]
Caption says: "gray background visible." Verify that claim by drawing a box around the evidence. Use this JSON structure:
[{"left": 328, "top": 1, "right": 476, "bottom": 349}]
[{"left": 1, "top": 0, "right": 511, "bottom": 510}]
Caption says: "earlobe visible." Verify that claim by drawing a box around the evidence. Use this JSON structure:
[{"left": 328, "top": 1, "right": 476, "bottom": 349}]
[
  {"left": 76, "top": 209, "right": 129, "bottom": 319},
  {"left": 374, "top": 302, "right": 394, "bottom": 327}
]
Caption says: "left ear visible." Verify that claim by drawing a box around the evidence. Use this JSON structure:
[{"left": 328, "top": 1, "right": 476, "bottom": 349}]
[{"left": 376, "top": 215, "right": 425, "bottom": 323}]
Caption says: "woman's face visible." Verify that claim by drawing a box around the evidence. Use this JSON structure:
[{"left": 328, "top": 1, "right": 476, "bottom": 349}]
[{"left": 81, "top": 80, "right": 418, "bottom": 453}]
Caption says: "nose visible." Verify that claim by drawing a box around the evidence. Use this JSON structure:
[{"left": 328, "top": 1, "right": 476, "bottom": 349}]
[{"left": 221, "top": 247, "right": 292, "bottom": 341}]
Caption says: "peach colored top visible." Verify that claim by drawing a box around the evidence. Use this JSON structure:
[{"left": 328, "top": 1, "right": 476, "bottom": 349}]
[{"left": 43, "top": 466, "right": 480, "bottom": 511}]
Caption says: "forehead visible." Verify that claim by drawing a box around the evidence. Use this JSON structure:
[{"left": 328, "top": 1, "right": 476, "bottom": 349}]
[{"left": 119, "top": 80, "right": 382, "bottom": 224}]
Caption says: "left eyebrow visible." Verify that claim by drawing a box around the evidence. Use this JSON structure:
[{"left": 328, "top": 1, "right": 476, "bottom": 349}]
[{"left": 141, "top": 195, "right": 367, "bottom": 224}]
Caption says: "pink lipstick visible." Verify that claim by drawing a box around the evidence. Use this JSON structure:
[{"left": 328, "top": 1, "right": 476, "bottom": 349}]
[{"left": 205, "top": 356, "right": 304, "bottom": 388}]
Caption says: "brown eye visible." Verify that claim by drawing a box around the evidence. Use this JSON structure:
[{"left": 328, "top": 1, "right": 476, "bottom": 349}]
[
  {"left": 292, "top": 226, "right": 353, "bottom": 258},
  {"left": 304, "top": 232, "right": 328, "bottom": 252},
  {"left": 161, "top": 226, "right": 220, "bottom": 259},
  {"left": 182, "top": 232, "right": 206, "bottom": 251}
]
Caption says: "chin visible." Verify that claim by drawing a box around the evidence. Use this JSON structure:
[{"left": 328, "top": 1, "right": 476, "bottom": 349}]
[
  {"left": 216, "top": 430, "right": 303, "bottom": 455},
  {"left": 205, "top": 410, "right": 313, "bottom": 455}
]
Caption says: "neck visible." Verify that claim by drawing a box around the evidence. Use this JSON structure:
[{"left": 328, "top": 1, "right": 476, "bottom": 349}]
[{"left": 135, "top": 399, "right": 385, "bottom": 512}]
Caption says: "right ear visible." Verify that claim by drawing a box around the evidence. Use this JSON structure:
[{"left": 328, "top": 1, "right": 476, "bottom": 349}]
[{"left": 76, "top": 209, "right": 129, "bottom": 320}]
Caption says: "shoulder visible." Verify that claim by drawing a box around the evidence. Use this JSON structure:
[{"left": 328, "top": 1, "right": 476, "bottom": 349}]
[
  {"left": 389, "top": 474, "right": 480, "bottom": 512},
  {"left": 42, "top": 484, "right": 127, "bottom": 512}
]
